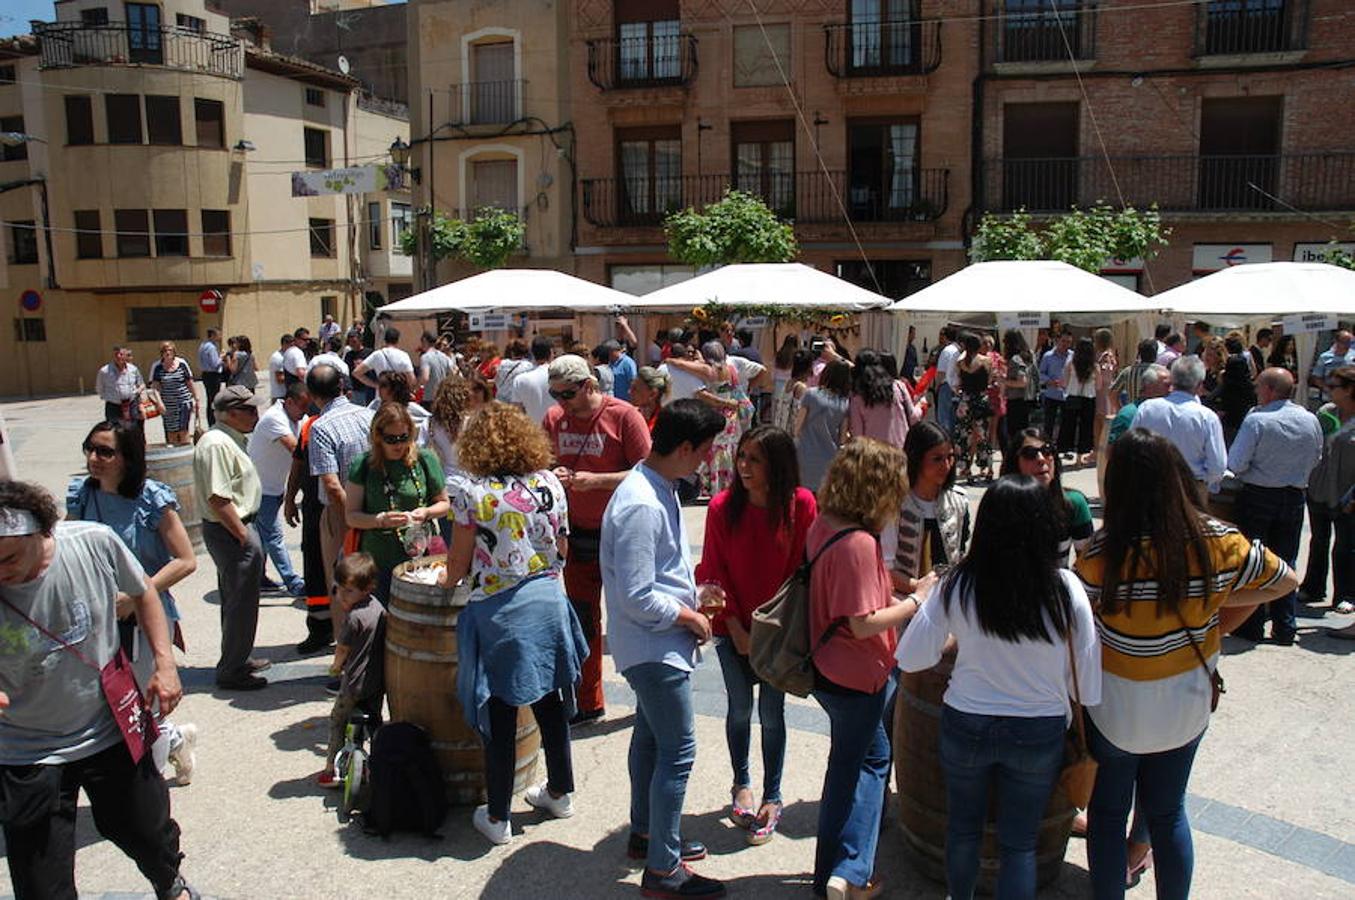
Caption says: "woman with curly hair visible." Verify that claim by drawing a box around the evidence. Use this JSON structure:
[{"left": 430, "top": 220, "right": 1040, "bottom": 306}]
[
  {"left": 428, "top": 377, "right": 474, "bottom": 543},
  {"left": 345, "top": 403, "right": 449, "bottom": 603},
  {"left": 843, "top": 349, "right": 920, "bottom": 451},
  {"left": 440, "top": 402, "right": 588, "bottom": 846},
  {"left": 808, "top": 438, "right": 929, "bottom": 899}
]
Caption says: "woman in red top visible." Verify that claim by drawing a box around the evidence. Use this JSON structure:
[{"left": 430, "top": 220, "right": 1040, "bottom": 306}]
[
  {"left": 806, "top": 438, "right": 935, "bottom": 900},
  {"left": 696, "top": 425, "right": 816, "bottom": 846}
]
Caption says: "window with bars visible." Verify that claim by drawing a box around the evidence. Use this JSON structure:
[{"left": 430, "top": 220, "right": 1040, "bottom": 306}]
[
  {"left": 306, "top": 88, "right": 326, "bottom": 108},
  {"left": 733, "top": 120, "right": 795, "bottom": 214},
  {"left": 617, "top": 127, "right": 681, "bottom": 221},
  {"left": 201, "top": 210, "right": 231, "bottom": 256},
  {"left": 309, "top": 218, "right": 336, "bottom": 258},
  {"left": 176, "top": 14, "right": 206, "bottom": 34},
  {"left": 75, "top": 210, "right": 102, "bottom": 259}
]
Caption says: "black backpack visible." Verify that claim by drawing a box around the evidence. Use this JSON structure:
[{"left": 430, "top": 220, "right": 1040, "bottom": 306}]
[{"left": 363, "top": 722, "right": 448, "bottom": 839}]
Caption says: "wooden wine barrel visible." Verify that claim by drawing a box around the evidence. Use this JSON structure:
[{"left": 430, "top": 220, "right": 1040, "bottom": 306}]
[
  {"left": 894, "top": 651, "right": 1075, "bottom": 893},
  {"left": 385, "top": 556, "right": 540, "bottom": 806},
  {"left": 145, "top": 442, "right": 204, "bottom": 554}
]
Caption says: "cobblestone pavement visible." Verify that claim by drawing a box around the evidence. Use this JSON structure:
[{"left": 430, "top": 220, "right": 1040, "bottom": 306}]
[{"left": 1, "top": 394, "right": 1352, "bottom": 899}]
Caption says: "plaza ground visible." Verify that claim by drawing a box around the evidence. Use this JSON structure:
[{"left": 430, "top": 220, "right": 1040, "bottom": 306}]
[{"left": 0, "top": 393, "right": 1352, "bottom": 899}]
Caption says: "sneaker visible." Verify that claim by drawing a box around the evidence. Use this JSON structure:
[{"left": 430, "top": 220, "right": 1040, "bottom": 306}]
[
  {"left": 825, "top": 875, "right": 884, "bottom": 900},
  {"left": 286, "top": 581, "right": 307, "bottom": 599},
  {"left": 473, "top": 804, "right": 512, "bottom": 845},
  {"left": 640, "top": 863, "right": 725, "bottom": 898},
  {"left": 569, "top": 707, "right": 605, "bottom": 728},
  {"left": 316, "top": 771, "right": 341, "bottom": 790},
  {"left": 627, "top": 833, "right": 707, "bottom": 862},
  {"left": 324, "top": 677, "right": 341, "bottom": 696},
  {"left": 169, "top": 723, "right": 198, "bottom": 785},
  {"left": 524, "top": 781, "right": 574, "bottom": 818}
]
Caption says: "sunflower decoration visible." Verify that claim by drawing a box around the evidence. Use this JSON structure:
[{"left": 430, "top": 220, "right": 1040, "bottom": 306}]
[{"left": 691, "top": 306, "right": 709, "bottom": 321}]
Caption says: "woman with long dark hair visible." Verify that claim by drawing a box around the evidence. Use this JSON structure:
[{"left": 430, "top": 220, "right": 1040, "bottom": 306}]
[
  {"left": 843, "top": 349, "right": 920, "bottom": 451},
  {"left": 226, "top": 335, "right": 258, "bottom": 390},
  {"left": 1001, "top": 329, "right": 1033, "bottom": 442},
  {"left": 953, "top": 333, "right": 994, "bottom": 481},
  {"left": 772, "top": 349, "right": 814, "bottom": 431},
  {"left": 1061, "top": 336, "right": 1098, "bottom": 466},
  {"left": 1075, "top": 429, "right": 1298, "bottom": 900},
  {"left": 1205, "top": 353, "right": 1257, "bottom": 446},
  {"left": 795, "top": 359, "right": 853, "bottom": 492},
  {"left": 67, "top": 421, "right": 199, "bottom": 782},
  {"left": 695, "top": 425, "right": 817, "bottom": 846},
  {"left": 1267, "top": 334, "right": 1299, "bottom": 379},
  {"left": 898, "top": 476, "right": 1100, "bottom": 900},
  {"left": 890, "top": 421, "right": 969, "bottom": 594},
  {"left": 1000, "top": 427, "right": 1093, "bottom": 567}
]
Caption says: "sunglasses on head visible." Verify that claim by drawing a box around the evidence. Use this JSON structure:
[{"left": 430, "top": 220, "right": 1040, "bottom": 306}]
[
  {"left": 83, "top": 443, "right": 117, "bottom": 460},
  {"left": 549, "top": 384, "right": 582, "bottom": 401},
  {"left": 380, "top": 432, "right": 411, "bottom": 445},
  {"left": 1018, "top": 444, "right": 1055, "bottom": 461}
]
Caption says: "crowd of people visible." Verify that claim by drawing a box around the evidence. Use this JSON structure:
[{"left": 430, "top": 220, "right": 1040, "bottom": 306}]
[{"left": 2, "top": 311, "right": 1352, "bottom": 900}]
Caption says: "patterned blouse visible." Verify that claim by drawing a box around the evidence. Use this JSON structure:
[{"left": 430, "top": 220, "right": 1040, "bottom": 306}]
[{"left": 449, "top": 469, "right": 569, "bottom": 603}]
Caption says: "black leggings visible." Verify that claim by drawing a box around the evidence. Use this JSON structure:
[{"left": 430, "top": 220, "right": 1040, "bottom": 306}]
[
  {"left": 484, "top": 690, "right": 575, "bottom": 820},
  {"left": 2, "top": 742, "right": 187, "bottom": 900},
  {"left": 1059, "top": 395, "right": 1096, "bottom": 455}
]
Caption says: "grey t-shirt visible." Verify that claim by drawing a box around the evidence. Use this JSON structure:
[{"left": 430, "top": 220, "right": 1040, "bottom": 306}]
[
  {"left": 0, "top": 521, "right": 147, "bottom": 765},
  {"left": 422, "top": 348, "right": 455, "bottom": 399},
  {"left": 339, "top": 595, "right": 385, "bottom": 701}
]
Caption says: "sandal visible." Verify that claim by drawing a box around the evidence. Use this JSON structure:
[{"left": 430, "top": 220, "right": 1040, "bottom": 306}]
[
  {"left": 747, "top": 800, "right": 783, "bottom": 846},
  {"left": 729, "top": 786, "right": 756, "bottom": 829}
]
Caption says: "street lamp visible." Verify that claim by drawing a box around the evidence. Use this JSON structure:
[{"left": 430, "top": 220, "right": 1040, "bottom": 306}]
[{"left": 389, "top": 135, "right": 419, "bottom": 184}]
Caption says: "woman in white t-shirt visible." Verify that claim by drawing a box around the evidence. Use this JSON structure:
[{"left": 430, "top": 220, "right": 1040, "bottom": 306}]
[
  {"left": 1060, "top": 337, "right": 1098, "bottom": 467},
  {"left": 897, "top": 475, "right": 1101, "bottom": 900}
]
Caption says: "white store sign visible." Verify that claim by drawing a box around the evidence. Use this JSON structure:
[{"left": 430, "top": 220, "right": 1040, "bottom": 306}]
[
  {"left": 1282, "top": 313, "right": 1338, "bottom": 335},
  {"left": 1293, "top": 242, "right": 1355, "bottom": 263},
  {"left": 469, "top": 312, "right": 512, "bottom": 331},
  {"left": 1192, "top": 244, "right": 1272, "bottom": 272},
  {"left": 998, "top": 311, "right": 1050, "bottom": 332}
]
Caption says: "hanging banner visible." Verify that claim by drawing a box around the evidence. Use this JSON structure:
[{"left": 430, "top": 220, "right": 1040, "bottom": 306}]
[
  {"left": 998, "top": 311, "right": 1050, "bottom": 332},
  {"left": 1282, "top": 312, "right": 1338, "bottom": 335},
  {"left": 1191, "top": 244, "right": 1271, "bottom": 272},
  {"left": 469, "top": 312, "right": 512, "bottom": 331},
  {"left": 291, "top": 164, "right": 405, "bottom": 197}
]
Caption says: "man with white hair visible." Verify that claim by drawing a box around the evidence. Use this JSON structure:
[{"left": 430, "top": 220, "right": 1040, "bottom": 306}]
[
  {"left": 1227, "top": 368, "right": 1324, "bottom": 644},
  {"left": 1107, "top": 364, "right": 1170, "bottom": 446},
  {"left": 543, "top": 354, "right": 652, "bottom": 726},
  {"left": 1130, "top": 355, "right": 1226, "bottom": 491}
]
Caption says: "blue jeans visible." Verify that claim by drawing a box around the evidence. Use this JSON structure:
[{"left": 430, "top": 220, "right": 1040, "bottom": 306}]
[
  {"left": 623, "top": 662, "right": 697, "bottom": 873},
  {"left": 1087, "top": 717, "right": 1203, "bottom": 900},
  {"left": 937, "top": 382, "right": 956, "bottom": 436},
  {"left": 1235, "top": 485, "right": 1304, "bottom": 636},
  {"left": 715, "top": 638, "right": 786, "bottom": 802},
  {"left": 939, "top": 706, "right": 1066, "bottom": 900},
  {"left": 255, "top": 494, "right": 303, "bottom": 593},
  {"left": 811, "top": 677, "right": 894, "bottom": 893}
]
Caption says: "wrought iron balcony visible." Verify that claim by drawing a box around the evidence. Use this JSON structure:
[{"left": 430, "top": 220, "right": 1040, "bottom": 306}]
[
  {"left": 824, "top": 19, "right": 942, "bottom": 77},
  {"left": 35, "top": 20, "right": 244, "bottom": 79},
  {"left": 992, "top": 3, "right": 1097, "bottom": 64},
  {"left": 447, "top": 80, "right": 524, "bottom": 125},
  {"left": 586, "top": 33, "right": 698, "bottom": 90},
  {"left": 980, "top": 153, "right": 1355, "bottom": 214},
  {"left": 581, "top": 169, "right": 949, "bottom": 228},
  {"left": 1195, "top": 0, "right": 1308, "bottom": 56}
]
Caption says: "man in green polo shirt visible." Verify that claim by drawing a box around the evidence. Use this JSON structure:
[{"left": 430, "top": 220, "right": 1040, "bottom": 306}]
[{"left": 194, "top": 386, "right": 267, "bottom": 690}]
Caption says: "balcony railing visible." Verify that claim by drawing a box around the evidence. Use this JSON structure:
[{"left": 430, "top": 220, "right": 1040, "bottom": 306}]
[
  {"left": 35, "top": 20, "right": 244, "bottom": 79},
  {"left": 1195, "top": 0, "right": 1308, "bottom": 56},
  {"left": 993, "top": 3, "right": 1097, "bottom": 64},
  {"left": 824, "top": 19, "right": 942, "bottom": 77},
  {"left": 586, "top": 33, "right": 698, "bottom": 90},
  {"left": 582, "top": 169, "right": 949, "bottom": 228},
  {"left": 980, "top": 153, "right": 1355, "bottom": 213},
  {"left": 448, "top": 80, "right": 523, "bottom": 125}
]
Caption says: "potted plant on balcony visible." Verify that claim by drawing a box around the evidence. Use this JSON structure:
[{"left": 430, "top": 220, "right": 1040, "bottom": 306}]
[
  {"left": 970, "top": 203, "right": 1170, "bottom": 273},
  {"left": 665, "top": 188, "right": 797, "bottom": 267},
  {"left": 399, "top": 206, "right": 526, "bottom": 271}
]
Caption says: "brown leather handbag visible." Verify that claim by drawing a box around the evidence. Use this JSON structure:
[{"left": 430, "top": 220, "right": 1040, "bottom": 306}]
[{"left": 1058, "top": 626, "right": 1098, "bottom": 808}]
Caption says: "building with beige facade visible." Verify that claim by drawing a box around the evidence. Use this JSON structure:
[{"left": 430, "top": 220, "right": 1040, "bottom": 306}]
[{"left": 0, "top": 0, "right": 408, "bottom": 397}]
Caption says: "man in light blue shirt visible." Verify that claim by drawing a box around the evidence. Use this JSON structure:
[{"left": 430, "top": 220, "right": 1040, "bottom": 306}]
[
  {"left": 600, "top": 399, "right": 728, "bottom": 899},
  {"left": 198, "top": 329, "right": 224, "bottom": 425},
  {"left": 1227, "top": 368, "right": 1324, "bottom": 644},
  {"left": 1038, "top": 331, "right": 1072, "bottom": 442},
  {"left": 1130, "top": 355, "right": 1226, "bottom": 490},
  {"left": 1309, "top": 330, "right": 1354, "bottom": 407},
  {"left": 605, "top": 340, "right": 638, "bottom": 403}
]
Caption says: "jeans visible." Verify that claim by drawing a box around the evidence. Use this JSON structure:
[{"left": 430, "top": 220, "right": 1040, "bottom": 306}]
[
  {"left": 939, "top": 706, "right": 1066, "bottom": 900},
  {"left": 1301, "top": 501, "right": 1355, "bottom": 602},
  {"left": 201, "top": 519, "right": 263, "bottom": 683},
  {"left": 1087, "top": 717, "right": 1203, "bottom": 900},
  {"left": 255, "top": 494, "right": 303, "bottom": 593},
  {"left": 484, "top": 691, "right": 574, "bottom": 821},
  {"left": 1235, "top": 485, "right": 1304, "bottom": 636},
  {"left": 1041, "top": 397, "right": 1064, "bottom": 443},
  {"left": 714, "top": 637, "right": 786, "bottom": 802},
  {"left": 2, "top": 742, "right": 187, "bottom": 900},
  {"left": 937, "top": 382, "right": 956, "bottom": 436},
  {"left": 623, "top": 662, "right": 697, "bottom": 873},
  {"left": 811, "top": 677, "right": 894, "bottom": 893}
]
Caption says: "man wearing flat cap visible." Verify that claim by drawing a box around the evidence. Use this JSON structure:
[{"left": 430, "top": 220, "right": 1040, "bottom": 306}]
[{"left": 194, "top": 386, "right": 267, "bottom": 690}]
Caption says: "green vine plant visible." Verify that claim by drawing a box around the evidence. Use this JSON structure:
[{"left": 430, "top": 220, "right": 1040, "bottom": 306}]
[
  {"left": 399, "top": 206, "right": 526, "bottom": 270},
  {"left": 665, "top": 189, "right": 799, "bottom": 267},
  {"left": 970, "top": 204, "right": 1171, "bottom": 273}
]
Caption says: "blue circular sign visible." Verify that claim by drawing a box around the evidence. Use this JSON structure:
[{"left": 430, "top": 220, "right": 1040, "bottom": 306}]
[{"left": 19, "top": 290, "right": 41, "bottom": 312}]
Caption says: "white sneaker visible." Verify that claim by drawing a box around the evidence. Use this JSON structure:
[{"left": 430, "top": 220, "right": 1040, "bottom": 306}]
[
  {"left": 524, "top": 780, "right": 574, "bottom": 819},
  {"left": 170, "top": 723, "right": 198, "bottom": 785},
  {"left": 472, "top": 804, "right": 512, "bottom": 845}
]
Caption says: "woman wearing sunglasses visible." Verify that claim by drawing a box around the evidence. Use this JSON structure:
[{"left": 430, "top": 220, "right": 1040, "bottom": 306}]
[
  {"left": 999, "top": 427, "right": 1093, "bottom": 568},
  {"left": 66, "top": 421, "right": 200, "bottom": 783},
  {"left": 345, "top": 403, "right": 449, "bottom": 603}
]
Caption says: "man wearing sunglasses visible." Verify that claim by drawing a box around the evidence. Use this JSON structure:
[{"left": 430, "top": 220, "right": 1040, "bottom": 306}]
[{"left": 543, "top": 354, "right": 652, "bottom": 726}]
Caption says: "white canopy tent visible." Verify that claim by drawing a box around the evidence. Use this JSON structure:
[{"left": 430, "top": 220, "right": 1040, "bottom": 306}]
[
  {"left": 885, "top": 260, "right": 1161, "bottom": 318},
  {"left": 373, "top": 268, "right": 633, "bottom": 319},
  {"left": 1149, "top": 262, "right": 1355, "bottom": 317},
  {"left": 629, "top": 262, "right": 894, "bottom": 312}
]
